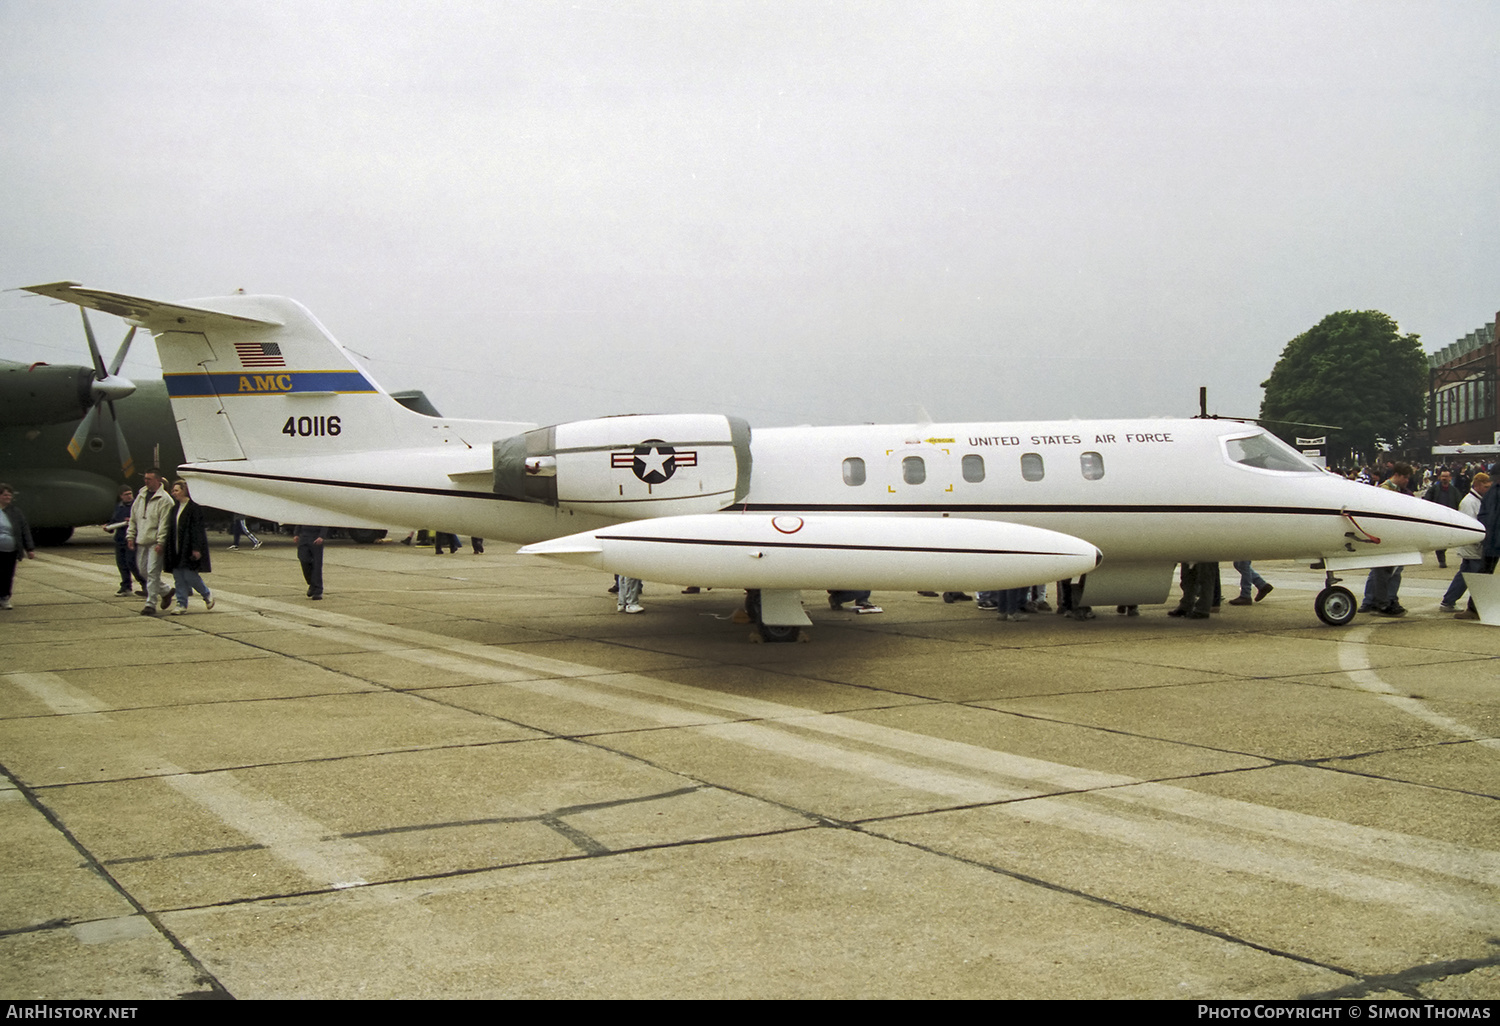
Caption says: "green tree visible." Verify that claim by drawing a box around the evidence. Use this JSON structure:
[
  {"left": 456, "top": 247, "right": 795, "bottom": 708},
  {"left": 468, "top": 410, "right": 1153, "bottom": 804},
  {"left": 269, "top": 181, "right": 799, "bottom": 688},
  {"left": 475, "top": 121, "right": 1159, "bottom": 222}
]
[{"left": 1259, "top": 311, "right": 1427, "bottom": 465}]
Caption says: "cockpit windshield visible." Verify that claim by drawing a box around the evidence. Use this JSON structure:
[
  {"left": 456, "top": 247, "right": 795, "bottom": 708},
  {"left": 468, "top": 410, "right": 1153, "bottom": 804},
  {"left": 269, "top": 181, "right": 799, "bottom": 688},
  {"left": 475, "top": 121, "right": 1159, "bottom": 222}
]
[{"left": 1223, "top": 431, "right": 1321, "bottom": 474}]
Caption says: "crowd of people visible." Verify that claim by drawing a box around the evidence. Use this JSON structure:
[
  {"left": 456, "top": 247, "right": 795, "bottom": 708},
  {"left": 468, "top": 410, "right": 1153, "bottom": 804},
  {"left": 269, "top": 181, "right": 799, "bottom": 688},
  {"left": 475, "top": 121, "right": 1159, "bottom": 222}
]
[
  {"left": 851, "top": 456, "right": 1500, "bottom": 624},
  {"left": 1342, "top": 458, "right": 1499, "bottom": 619}
]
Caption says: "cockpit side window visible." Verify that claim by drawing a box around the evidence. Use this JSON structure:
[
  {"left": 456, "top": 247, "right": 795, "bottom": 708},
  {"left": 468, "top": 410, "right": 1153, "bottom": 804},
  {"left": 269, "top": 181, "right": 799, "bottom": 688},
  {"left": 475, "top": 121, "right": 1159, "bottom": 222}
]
[{"left": 1224, "top": 431, "right": 1320, "bottom": 473}]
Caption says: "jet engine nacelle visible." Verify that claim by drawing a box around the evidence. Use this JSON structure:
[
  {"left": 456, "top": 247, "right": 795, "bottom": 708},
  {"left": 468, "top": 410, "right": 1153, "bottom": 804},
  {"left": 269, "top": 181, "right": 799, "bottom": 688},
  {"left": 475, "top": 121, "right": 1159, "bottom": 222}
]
[{"left": 494, "top": 414, "right": 752, "bottom": 520}]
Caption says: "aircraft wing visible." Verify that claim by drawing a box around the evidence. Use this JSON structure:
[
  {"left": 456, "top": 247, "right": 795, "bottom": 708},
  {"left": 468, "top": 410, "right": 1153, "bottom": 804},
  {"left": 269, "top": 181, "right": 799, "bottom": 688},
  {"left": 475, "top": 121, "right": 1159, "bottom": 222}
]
[{"left": 23, "top": 281, "right": 282, "bottom": 332}]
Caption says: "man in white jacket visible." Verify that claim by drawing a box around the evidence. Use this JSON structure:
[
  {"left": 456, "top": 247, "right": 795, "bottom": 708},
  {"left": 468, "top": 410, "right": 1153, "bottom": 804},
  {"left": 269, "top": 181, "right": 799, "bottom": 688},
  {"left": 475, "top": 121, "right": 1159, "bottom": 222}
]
[
  {"left": 1441, "top": 471, "right": 1491, "bottom": 618},
  {"left": 127, "top": 469, "right": 175, "bottom": 617}
]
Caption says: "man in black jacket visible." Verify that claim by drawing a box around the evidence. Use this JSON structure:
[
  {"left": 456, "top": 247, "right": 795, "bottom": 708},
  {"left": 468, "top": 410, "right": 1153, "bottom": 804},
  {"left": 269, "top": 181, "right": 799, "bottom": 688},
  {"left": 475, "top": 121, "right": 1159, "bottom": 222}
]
[{"left": 1423, "top": 469, "right": 1462, "bottom": 568}]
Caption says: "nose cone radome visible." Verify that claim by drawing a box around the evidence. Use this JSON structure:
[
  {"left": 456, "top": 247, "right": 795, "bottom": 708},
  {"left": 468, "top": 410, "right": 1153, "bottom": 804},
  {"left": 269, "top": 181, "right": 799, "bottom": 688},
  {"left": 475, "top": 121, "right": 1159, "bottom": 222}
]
[{"left": 1363, "top": 485, "right": 1485, "bottom": 552}]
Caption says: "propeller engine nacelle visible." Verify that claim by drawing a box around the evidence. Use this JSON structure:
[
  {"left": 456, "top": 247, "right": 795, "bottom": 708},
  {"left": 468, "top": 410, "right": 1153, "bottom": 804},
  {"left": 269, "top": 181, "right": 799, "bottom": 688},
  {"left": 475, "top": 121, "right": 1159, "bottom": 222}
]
[
  {"left": 494, "top": 414, "right": 752, "bottom": 519},
  {"left": 0, "top": 363, "right": 99, "bottom": 427}
]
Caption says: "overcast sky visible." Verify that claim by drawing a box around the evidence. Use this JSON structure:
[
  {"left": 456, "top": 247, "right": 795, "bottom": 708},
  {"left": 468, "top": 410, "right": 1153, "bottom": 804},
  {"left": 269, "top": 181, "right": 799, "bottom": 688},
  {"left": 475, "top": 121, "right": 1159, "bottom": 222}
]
[{"left": 2, "top": 0, "right": 1495, "bottom": 428}]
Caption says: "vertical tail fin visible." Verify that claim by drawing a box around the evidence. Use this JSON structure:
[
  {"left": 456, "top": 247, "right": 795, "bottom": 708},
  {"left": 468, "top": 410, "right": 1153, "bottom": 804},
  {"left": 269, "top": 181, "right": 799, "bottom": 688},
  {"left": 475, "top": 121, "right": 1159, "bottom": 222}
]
[{"left": 22, "top": 283, "right": 482, "bottom": 464}]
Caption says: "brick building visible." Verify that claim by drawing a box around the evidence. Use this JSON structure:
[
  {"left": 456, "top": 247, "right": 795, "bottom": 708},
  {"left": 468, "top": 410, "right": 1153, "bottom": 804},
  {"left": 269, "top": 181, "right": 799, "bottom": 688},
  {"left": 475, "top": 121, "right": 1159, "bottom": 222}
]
[{"left": 1429, "top": 316, "right": 1498, "bottom": 447}]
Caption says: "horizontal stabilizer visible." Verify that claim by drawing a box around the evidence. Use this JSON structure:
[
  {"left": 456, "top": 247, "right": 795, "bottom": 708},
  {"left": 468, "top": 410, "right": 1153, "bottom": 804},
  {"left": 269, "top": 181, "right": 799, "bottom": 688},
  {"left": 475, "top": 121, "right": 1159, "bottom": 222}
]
[{"left": 23, "top": 281, "right": 282, "bottom": 331}]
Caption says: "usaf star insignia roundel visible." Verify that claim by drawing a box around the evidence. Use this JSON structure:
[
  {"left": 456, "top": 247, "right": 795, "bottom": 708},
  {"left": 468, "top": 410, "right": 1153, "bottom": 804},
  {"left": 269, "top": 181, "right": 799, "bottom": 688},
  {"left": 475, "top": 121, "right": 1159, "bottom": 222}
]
[{"left": 611, "top": 439, "right": 697, "bottom": 484}]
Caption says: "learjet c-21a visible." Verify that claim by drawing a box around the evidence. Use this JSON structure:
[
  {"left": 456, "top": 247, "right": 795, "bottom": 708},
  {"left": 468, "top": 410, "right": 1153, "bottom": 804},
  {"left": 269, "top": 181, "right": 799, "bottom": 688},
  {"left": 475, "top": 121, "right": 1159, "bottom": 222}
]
[{"left": 22, "top": 281, "right": 1483, "bottom": 640}]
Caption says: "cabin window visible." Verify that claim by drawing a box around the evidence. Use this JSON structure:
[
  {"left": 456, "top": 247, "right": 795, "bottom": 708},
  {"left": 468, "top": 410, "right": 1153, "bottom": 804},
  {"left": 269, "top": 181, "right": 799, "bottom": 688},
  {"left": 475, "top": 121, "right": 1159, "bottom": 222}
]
[
  {"left": 1080, "top": 451, "right": 1105, "bottom": 480},
  {"left": 903, "top": 456, "right": 926, "bottom": 485},
  {"left": 842, "top": 457, "right": 866, "bottom": 486},
  {"left": 962, "top": 454, "right": 985, "bottom": 483},
  {"left": 1021, "top": 453, "right": 1045, "bottom": 481}
]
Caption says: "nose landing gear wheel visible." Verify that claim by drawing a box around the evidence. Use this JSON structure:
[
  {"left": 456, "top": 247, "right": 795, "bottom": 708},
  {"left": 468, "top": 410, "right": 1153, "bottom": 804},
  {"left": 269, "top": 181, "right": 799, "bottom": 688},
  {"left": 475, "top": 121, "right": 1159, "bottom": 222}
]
[
  {"left": 1315, "top": 585, "right": 1357, "bottom": 626},
  {"left": 745, "top": 589, "right": 804, "bottom": 643}
]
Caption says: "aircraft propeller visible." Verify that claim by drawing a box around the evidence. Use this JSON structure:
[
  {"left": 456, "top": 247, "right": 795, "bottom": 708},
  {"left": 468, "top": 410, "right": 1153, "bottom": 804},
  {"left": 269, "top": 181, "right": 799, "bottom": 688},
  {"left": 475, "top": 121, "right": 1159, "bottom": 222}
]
[{"left": 67, "top": 308, "right": 138, "bottom": 478}]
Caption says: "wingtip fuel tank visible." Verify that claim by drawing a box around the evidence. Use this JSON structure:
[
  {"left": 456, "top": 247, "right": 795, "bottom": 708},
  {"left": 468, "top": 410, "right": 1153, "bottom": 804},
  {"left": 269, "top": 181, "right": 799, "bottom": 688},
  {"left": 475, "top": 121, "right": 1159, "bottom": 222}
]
[{"left": 518, "top": 513, "right": 1102, "bottom": 592}]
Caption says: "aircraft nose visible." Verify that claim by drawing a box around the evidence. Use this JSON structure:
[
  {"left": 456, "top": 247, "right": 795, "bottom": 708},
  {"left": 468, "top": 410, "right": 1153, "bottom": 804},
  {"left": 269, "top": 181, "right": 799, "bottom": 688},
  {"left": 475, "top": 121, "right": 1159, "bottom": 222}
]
[
  {"left": 1369, "top": 488, "right": 1486, "bottom": 551},
  {"left": 1436, "top": 501, "right": 1487, "bottom": 547}
]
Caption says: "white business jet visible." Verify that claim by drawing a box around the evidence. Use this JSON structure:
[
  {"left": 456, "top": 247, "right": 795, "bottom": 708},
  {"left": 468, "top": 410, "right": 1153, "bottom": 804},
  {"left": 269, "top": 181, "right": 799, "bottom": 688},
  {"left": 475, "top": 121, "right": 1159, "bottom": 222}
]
[{"left": 23, "top": 282, "right": 1482, "bottom": 640}]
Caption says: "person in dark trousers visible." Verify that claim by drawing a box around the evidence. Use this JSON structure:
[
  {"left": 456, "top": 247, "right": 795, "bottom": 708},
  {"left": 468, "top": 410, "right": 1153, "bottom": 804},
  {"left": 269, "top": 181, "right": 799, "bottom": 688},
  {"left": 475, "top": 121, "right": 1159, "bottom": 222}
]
[
  {"left": 1443, "top": 472, "right": 1490, "bottom": 617},
  {"left": 1362, "top": 464, "right": 1413, "bottom": 616},
  {"left": 0, "top": 483, "right": 37, "bottom": 610},
  {"left": 104, "top": 484, "right": 145, "bottom": 596},
  {"left": 296, "top": 525, "right": 328, "bottom": 599},
  {"left": 227, "top": 514, "right": 261, "bottom": 550},
  {"left": 1423, "top": 469, "right": 1463, "bottom": 568},
  {"left": 1168, "top": 562, "right": 1218, "bottom": 619},
  {"left": 164, "top": 479, "right": 214, "bottom": 614}
]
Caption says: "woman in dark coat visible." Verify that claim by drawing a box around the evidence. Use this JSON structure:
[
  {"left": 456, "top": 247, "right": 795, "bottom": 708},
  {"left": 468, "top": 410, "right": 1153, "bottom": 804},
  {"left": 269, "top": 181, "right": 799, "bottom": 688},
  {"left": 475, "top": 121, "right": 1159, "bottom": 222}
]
[
  {"left": 0, "top": 483, "right": 37, "bottom": 611},
  {"left": 164, "top": 479, "right": 214, "bottom": 614}
]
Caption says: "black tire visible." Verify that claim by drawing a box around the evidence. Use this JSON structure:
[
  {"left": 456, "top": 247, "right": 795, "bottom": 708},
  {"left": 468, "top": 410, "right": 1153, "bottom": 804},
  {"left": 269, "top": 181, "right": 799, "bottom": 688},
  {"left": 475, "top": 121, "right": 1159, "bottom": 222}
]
[
  {"left": 347, "top": 529, "right": 387, "bottom": 544},
  {"left": 744, "top": 589, "right": 802, "bottom": 643},
  {"left": 31, "top": 526, "right": 74, "bottom": 547},
  {"left": 1315, "top": 585, "right": 1357, "bottom": 627},
  {"left": 757, "top": 623, "right": 803, "bottom": 643}
]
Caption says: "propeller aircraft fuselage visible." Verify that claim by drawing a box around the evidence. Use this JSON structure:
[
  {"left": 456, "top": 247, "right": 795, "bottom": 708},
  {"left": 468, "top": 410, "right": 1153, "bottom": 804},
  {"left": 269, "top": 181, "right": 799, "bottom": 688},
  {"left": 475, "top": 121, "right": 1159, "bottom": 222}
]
[{"left": 21, "top": 282, "right": 1484, "bottom": 637}]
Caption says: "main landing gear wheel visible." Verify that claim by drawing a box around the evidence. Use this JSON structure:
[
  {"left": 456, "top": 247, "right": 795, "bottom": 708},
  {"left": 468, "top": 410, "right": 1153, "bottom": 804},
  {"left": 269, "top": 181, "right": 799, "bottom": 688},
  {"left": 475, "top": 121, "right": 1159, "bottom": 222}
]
[
  {"left": 1315, "top": 585, "right": 1357, "bottom": 627},
  {"left": 32, "top": 526, "right": 74, "bottom": 547},
  {"left": 744, "top": 589, "right": 804, "bottom": 643}
]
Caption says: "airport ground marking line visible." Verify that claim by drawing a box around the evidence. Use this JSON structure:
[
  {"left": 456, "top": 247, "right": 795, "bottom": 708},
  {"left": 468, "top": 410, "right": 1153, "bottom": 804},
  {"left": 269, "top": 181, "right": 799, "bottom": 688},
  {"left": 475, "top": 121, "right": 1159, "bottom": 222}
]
[
  {"left": 857, "top": 825, "right": 1363, "bottom": 985},
  {"left": 40, "top": 552, "right": 1500, "bottom": 865},
  {"left": 223, "top": 570, "right": 1500, "bottom": 788},
  {"left": 7, "top": 671, "right": 111, "bottom": 714},
  {"left": 238, "top": 621, "right": 1500, "bottom": 897},
  {"left": 688, "top": 718, "right": 1500, "bottom": 920},
  {"left": 223, "top": 594, "right": 1500, "bottom": 898},
  {"left": 34, "top": 551, "right": 1500, "bottom": 912},
  {"left": 3, "top": 601, "right": 388, "bottom": 890},
  {"left": 0, "top": 759, "right": 233, "bottom": 998},
  {"left": 1337, "top": 624, "right": 1500, "bottom": 752},
  {"left": 159, "top": 767, "right": 384, "bottom": 889}
]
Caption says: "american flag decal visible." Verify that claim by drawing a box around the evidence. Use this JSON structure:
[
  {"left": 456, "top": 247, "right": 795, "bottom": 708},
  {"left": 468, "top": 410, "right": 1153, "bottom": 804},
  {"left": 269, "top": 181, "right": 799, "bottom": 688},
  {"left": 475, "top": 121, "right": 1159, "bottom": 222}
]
[{"left": 234, "top": 341, "right": 285, "bottom": 367}]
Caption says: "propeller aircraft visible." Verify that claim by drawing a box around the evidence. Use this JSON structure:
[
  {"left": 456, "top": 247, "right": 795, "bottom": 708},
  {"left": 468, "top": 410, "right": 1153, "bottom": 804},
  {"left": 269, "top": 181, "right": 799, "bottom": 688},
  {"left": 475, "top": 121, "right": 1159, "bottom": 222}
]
[{"left": 0, "top": 308, "right": 183, "bottom": 543}]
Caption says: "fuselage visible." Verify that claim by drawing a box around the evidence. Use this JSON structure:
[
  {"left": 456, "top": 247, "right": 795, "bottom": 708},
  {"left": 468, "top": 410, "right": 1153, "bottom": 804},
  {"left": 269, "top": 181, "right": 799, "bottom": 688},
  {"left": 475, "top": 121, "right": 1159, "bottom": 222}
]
[
  {"left": 736, "top": 419, "right": 1482, "bottom": 565},
  {"left": 188, "top": 417, "right": 1481, "bottom": 571}
]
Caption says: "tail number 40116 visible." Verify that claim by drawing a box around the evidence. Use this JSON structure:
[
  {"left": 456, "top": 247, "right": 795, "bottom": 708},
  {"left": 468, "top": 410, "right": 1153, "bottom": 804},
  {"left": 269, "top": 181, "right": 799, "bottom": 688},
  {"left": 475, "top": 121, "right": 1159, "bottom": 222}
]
[{"left": 283, "top": 416, "right": 341, "bottom": 438}]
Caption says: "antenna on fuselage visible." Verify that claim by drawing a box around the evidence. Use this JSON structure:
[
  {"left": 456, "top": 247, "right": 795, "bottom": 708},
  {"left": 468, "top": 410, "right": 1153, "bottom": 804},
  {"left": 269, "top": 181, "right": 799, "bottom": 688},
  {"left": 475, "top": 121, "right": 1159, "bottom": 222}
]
[{"left": 1192, "top": 386, "right": 1339, "bottom": 430}]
